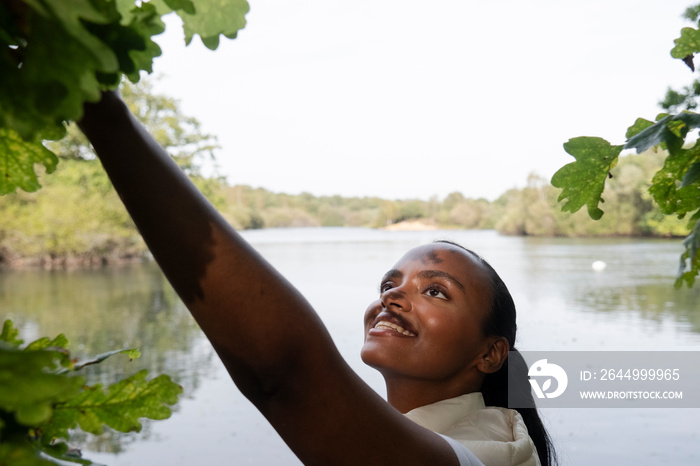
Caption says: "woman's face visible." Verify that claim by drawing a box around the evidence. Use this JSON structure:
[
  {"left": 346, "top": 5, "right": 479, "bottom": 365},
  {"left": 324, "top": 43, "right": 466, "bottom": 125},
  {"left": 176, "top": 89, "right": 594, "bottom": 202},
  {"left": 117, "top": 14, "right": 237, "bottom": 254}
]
[{"left": 361, "top": 243, "right": 496, "bottom": 386}]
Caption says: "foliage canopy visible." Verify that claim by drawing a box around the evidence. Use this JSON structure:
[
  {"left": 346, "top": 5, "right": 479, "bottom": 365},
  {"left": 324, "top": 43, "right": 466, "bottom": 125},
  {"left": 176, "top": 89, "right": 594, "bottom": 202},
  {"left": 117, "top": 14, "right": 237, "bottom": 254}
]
[
  {"left": 0, "top": 0, "right": 249, "bottom": 195},
  {"left": 552, "top": 7, "right": 700, "bottom": 288}
]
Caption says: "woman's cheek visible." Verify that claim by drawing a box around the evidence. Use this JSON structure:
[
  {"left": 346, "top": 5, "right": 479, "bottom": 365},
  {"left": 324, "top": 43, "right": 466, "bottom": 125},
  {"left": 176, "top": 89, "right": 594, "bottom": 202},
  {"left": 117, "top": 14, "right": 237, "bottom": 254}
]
[{"left": 363, "top": 299, "right": 381, "bottom": 327}]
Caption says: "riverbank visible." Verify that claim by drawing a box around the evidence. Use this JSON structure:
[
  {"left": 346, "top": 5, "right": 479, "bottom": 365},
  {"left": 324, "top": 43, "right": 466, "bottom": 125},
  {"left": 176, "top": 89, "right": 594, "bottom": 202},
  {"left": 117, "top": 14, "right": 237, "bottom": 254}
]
[
  {"left": 0, "top": 251, "right": 147, "bottom": 270},
  {"left": 381, "top": 220, "right": 439, "bottom": 231},
  {"left": 0, "top": 223, "right": 689, "bottom": 270}
]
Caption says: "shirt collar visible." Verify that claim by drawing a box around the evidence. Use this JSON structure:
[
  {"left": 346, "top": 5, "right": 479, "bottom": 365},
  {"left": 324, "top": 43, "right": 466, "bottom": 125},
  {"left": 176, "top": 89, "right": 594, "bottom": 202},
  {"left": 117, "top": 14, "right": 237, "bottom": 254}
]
[{"left": 403, "top": 392, "right": 486, "bottom": 433}]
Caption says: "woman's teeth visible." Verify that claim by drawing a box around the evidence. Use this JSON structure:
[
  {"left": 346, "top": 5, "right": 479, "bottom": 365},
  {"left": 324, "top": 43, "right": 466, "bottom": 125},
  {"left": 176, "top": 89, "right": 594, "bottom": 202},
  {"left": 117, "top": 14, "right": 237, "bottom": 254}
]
[{"left": 374, "top": 321, "right": 416, "bottom": 336}]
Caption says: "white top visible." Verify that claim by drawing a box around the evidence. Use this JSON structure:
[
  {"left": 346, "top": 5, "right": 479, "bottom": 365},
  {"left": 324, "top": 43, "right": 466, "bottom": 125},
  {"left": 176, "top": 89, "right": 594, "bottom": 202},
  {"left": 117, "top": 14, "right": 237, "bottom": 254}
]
[
  {"left": 438, "top": 433, "right": 486, "bottom": 466},
  {"left": 405, "top": 393, "right": 541, "bottom": 466}
]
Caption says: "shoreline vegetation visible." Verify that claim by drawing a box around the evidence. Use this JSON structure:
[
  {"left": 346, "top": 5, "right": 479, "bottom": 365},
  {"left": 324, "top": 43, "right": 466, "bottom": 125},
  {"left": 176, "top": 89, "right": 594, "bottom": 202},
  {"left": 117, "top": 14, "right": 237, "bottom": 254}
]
[
  {"left": 0, "top": 81, "right": 690, "bottom": 270},
  {"left": 0, "top": 149, "right": 690, "bottom": 270}
]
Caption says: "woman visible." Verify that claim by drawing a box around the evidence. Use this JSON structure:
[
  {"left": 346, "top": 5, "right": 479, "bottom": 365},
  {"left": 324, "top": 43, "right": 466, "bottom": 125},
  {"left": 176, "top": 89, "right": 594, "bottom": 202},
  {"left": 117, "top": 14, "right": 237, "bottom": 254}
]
[{"left": 79, "top": 91, "right": 555, "bottom": 466}]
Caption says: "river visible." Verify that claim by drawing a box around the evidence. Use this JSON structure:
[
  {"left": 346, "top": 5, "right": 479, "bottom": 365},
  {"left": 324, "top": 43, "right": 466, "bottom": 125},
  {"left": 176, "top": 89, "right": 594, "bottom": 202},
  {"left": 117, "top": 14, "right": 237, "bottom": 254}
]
[{"left": 2, "top": 228, "right": 699, "bottom": 465}]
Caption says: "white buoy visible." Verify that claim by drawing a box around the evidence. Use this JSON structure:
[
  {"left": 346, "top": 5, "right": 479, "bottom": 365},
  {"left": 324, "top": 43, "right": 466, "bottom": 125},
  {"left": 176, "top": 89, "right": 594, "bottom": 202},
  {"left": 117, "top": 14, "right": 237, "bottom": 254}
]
[{"left": 592, "top": 261, "right": 607, "bottom": 272}]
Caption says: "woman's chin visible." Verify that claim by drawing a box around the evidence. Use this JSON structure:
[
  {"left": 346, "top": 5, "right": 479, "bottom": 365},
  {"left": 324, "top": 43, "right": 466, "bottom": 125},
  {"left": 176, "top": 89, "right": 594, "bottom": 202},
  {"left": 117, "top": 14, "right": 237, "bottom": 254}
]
[{"left": 360, "top": 339, "right": 404, "bottom": 372}]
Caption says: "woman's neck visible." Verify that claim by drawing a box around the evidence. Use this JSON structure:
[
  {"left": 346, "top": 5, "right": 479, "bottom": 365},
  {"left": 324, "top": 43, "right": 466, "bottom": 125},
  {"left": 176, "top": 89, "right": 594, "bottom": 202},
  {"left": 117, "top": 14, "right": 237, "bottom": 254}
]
[{"left": 383, "top": 374, "right": 483, "bottom": 413}]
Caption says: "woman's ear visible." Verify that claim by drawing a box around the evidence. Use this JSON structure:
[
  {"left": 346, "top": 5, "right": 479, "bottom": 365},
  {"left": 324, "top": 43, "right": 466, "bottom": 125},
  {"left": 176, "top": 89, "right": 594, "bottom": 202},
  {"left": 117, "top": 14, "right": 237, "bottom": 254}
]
[{"left": 477, "top": 337, "right": 509, "bottom": 374}]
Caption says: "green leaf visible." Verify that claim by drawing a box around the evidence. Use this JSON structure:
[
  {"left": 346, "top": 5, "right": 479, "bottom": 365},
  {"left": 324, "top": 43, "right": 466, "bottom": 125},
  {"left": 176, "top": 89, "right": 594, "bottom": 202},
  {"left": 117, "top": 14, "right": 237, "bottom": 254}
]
[
  {"left": 1, "top": 320, "right": 24, "bottom": 347},
  {"left": 625, "top": 118, "right": 655, "bottom": 139},
  {"left": 676, "top": 214, "right": 700, "bottom": 288},
  {"left": 164, "top": 0, "right": 196, "bottom": 15},
  {"left": 0, "top": 347, "right": 85, "bottom": 427},
  {"left": 121, "top": 3, "right": 166, "bottom": 82},
  {"left": 0, "top": 442, "right": 58, "bottom": 466},
  {"left": 648, "top": 145, "right": 700, "bottom": 215},
  {"left": 115, "top": 0, "right": 140, "bottom": 24},
  {"left": 682, "top": 161, "right": 700, "bottom": 187},
  {"left": 83, "top": 19, "right": 148, "bottom": 77},
  {"left": 672, "top": 26, "right": 700, "bottom": 59},
  {"left": 624, "top": 114, "right": 676, "bottom": 153},
  {"left": 178, "top": 0, "right": 249, "bottom": 49},
  {"left": 125, "top": 348, "right": 142, "bottom": 360},
  {"left": 0, "top": 128, "right": 59, "bottom": 195},
  {"left": 0, "top": 10, "right": 113, "bottom": 140},
  {"left": 18, "top": 1, "right": 118, "bottom": 120},
  {"left": 28, "top": 0, "right": 120, "bottom": 69},
  {"left": 47, "top": 370, "right": 182, "bottom": 438},
  {"left": 25, "top": 334, "right": 70, "bottom": 352},
  {"left": 0, "top": 321, "right": 179, "bottom": 465},
  {"left": 625, "top": 112, "right": 700, "bottom": 155},
  {"left": 0, "top": 0, "right": 164, "bottom": 144},
  {"left": 551, "top": 137, "right": 622, "bottom": 220},
  {"left": 15, "top": 403, "right": 54, "bottom": 427},
  {"left": 676, "top": 184, "right": 700, "bottom": 215}
]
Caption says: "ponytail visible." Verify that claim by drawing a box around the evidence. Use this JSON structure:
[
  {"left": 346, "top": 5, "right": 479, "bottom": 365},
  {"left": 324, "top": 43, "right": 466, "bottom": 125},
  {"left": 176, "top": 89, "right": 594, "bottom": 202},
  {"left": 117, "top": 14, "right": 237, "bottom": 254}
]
[{"left": 482, "top": 348, "right": 556, "bottom": 466}]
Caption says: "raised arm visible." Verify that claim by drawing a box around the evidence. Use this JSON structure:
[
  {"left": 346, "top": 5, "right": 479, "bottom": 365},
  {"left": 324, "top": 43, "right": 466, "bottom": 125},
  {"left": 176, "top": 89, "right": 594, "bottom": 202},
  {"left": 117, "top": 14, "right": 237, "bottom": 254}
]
[{"left": 78, "top": 91, "right": 462, "bottom": 465}]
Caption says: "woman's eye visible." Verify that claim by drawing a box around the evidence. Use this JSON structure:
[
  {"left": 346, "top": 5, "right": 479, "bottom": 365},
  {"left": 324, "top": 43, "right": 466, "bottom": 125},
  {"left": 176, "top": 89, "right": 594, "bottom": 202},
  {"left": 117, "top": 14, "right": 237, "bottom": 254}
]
[{"left": 425, "top": 287, "right": 447, "bottom": 299}]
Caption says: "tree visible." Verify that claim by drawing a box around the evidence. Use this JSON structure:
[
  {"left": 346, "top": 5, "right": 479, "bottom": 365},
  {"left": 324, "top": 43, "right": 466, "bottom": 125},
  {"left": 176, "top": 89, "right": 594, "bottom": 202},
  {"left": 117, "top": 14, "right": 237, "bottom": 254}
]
[
  {"left": 496, "top": 176, "right": 558, "bottom": 236},
  {"left": 0, "top": 78, "right": 224, "bottom": 264},
  {"left": 0, "top": 0, "right": 248, "bottom": 195},
  {"left": 552, "top": 5, "right": 700, "bottom": 287},
  {"left": 659, "top": 6, "right": 700, "bottom": 112},
  {"left": 0, "top": 2, "right": 245, "bottom": 464}
]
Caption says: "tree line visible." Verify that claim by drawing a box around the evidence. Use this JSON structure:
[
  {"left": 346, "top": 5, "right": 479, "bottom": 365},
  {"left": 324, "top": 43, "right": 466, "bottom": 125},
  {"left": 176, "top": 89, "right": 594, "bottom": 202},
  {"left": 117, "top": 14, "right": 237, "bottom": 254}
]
[
  {"left": 0, "top": 81, "right": 689, "bottom": 267},
  {"left": 220, "top": 147, "right": 688, "bottom": 238}
]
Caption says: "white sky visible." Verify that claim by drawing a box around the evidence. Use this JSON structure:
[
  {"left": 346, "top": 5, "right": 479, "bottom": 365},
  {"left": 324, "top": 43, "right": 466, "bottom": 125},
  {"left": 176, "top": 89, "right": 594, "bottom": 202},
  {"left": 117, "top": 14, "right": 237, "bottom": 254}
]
[{"left": 150, "top": 0, "right": 696, "bottom": 201}]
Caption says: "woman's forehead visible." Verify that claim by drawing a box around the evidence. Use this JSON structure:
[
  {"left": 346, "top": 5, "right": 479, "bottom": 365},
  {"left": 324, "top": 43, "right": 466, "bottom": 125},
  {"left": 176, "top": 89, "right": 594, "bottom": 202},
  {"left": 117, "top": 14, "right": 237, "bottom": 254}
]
[{"left": 396, "top": 243, "right": 487, "bottom": 277}]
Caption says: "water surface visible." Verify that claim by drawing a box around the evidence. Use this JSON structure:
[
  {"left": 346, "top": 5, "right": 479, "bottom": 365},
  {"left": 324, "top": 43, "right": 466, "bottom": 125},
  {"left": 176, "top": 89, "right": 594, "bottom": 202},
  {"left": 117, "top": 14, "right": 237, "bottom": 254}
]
[{"left": 2, "top": 228, "right": 698, "bottom": 465}]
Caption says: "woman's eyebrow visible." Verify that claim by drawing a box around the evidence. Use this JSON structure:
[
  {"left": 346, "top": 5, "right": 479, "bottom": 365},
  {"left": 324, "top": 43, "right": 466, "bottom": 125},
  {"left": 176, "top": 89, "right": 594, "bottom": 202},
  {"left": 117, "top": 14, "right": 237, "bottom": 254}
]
[
  {"left": 418, "top": 270, "right": 466, "bottom": 291},
  {"left": 380, "top": 269, "right": 402, "bottom": 283}
]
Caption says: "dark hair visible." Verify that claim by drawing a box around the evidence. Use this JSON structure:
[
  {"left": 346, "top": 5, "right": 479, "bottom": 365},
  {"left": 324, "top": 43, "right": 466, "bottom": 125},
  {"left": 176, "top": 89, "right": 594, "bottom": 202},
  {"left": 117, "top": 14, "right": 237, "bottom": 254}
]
[{"left": 435, "top": 240, "right": 557, "bottom": 466}]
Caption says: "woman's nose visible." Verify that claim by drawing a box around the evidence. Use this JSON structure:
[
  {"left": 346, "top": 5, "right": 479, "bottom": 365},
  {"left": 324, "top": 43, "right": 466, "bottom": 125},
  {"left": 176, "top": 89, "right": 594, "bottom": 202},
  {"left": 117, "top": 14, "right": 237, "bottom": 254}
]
[{"left": 380, "top": 286, "right": 411, "bottom": 311}]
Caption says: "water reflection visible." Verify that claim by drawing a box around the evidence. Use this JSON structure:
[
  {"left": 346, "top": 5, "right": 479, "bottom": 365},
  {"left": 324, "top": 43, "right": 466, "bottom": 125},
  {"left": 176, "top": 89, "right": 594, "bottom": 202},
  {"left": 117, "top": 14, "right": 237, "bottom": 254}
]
[
  {"left": 0, "top": 262, "right": 217, "bottom": 454},
  {"left": 511, "top": 236, "right": 700, "bottom": 338}
]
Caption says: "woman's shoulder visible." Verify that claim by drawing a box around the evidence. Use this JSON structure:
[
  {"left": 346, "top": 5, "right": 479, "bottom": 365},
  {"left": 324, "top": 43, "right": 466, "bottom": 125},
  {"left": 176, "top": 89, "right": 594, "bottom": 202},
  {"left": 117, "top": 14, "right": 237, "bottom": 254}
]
[{"left": 405, "top": 393, "right": 541, "bottom": 466}]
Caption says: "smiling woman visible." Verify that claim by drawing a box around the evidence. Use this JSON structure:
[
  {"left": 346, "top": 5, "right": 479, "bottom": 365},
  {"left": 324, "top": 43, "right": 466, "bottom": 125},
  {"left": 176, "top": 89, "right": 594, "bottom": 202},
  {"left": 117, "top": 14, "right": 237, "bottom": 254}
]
[
  {"left": 362, "top": 242, "right": 554, "bottom": 465},
  {"left": 78, "top": 91, "right": 555, "bottom": 466},
  {"left": 362, "top": 244, "right": 499, "bottom": 406}
]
